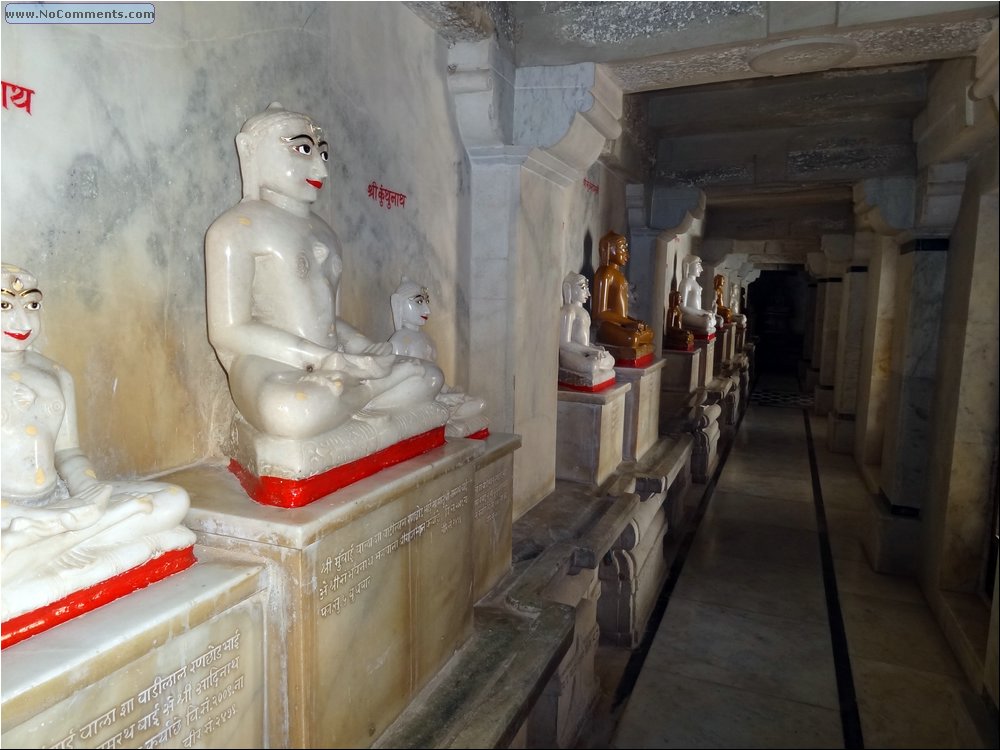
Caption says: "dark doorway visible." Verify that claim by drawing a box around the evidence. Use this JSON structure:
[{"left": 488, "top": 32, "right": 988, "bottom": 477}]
[{"left": 747, "top": 267, "right": 809, "bottom": 379}]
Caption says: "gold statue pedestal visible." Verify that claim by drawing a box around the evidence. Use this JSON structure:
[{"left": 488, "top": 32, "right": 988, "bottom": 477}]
[{"left": 603, "top": 343, "right": 654, "bottom": 369}]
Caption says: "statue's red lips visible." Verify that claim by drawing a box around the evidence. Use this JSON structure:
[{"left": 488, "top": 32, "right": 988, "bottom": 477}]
[
  {"left": 4, "top": 330, "right": 30, "bottom": 340},
  {"left": 306, "top": 179, "right": 323, "bottom": 189}
]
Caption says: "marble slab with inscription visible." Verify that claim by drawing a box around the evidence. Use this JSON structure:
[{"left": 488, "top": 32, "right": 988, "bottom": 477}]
[
  {"left": 471, "top": 433, "right": 520, "bottom": 601},
  {"left": 556, "top": 382, "right": 631, "bottom": 487},
  {"left": 1, "top": 555, "right": 267, "bottom": 750},
  {"left": 164, "top": 439, "right": 490, "bottom": 748}
]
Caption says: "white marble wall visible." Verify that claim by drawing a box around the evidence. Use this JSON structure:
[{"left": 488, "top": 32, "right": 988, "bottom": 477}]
[{"left": 0, "top": 4, "right": 467, "bottom": 478}]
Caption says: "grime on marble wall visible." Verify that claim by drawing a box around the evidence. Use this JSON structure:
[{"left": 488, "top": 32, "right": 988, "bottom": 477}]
[{"left": 0, "top": 2, "right": 469, "bottom": 478}]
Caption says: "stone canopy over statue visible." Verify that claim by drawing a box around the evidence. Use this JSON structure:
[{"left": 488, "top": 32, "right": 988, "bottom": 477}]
[
  {"left": 1, "top": 264, "right": 196, "bottom": 648},
  {"left": 558, "top": 271, "right": 616, "bottom": 391},
  {"left": 591, "top": 231, "right": 654, "bottom": 367},
  {"left": 679, "top": 255, "right": 717, "bottom": 337},
  {"left": 205, "top": 103, "right": 449, "bottom": 507},
  {"left": 388, "top": 276, "right": 489, "bottom": 439}
]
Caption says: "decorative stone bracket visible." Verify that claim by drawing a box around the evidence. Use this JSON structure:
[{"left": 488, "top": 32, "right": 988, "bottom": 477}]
[{"left": 448, "top": 38, "right": 623, "bottom": 186}]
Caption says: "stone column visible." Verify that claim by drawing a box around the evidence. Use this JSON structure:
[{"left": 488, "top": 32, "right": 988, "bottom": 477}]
[
  {"left": 448, "top": 40, "right": 622, "bottom": 516},
  {"left": 828, "top": 264, "right": 868, "bottom": 453},
  {"left": 814, "top": 235, "right": 853, "bottom": 416},
  {"left": 878, "top": 239, "right": 948, "bottom": 518},
  {"left": 799, "top": 280, "right": 817, "bottom": 386},
  {"left": 853, "top": 234, "right": 898, "bottom": 490}
]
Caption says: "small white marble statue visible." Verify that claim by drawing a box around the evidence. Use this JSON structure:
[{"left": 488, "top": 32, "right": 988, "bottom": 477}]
[
  {"left": 1, "top": 264, "right": 195, "bottom": 623},
  {"left": 205, "top": 103, "right": 448, "bottom": 488},
  {"left": 679, "top": 255, "right": 717, "bottom": 336},
  {"left": 388, "top": 277, "right": 489, "bottom": 438},
  {"left": 558, "top": 272, "right": 616, "bottom": 388}
]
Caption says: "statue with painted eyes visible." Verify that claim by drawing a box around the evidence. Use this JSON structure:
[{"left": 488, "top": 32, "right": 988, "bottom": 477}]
[
  {"left": 205, "top": 104, "right": 448, "bottom": 504},
  {"left": 388, "top": 277, "right": 489, "bottom": 439},
  {"left": 558, "top": 272, "right": 616, "bottom": 390},
  {"left": 679, "top": 255, "right": 717, "bottom": 336},
  {"left": 592, "top": 231, "right": 654, "bottom": 365},
  {"left": 0, "top": 264, "right": 195, "bottom": 635}
]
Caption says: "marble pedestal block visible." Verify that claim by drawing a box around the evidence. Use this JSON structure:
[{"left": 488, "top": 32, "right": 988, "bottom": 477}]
[
  {"left": 693, "top": 336, "right": 716, "bottom": 387},
  {"left": 660, "top": 349, "right": 700, "bottom": 392},
  {"left": 827, "top": 410, "right": 856, "bottom": 453},
  {"left": 659, "top": 349, "right": 700, "bottom": 436},
  {"left": 814, "top": 383, "right": 835, "bottom": 415},
  {"left": 1, "top": 554, "right": 267, "bottom": 749},
  {"left": 556, "top": 382, "right": 631, "bottom": 486},
  {"left": 614, "top": 358, "right": 665, "bottom": 463},
  {"left": 165, "top": 440, "right": 486, "bottom": 748},
  {"left": 471, "top": 433, "right": 520, "bottom": 601},
  {"left": 863, "top": 493, "right": 919, "bottom": 576},
  {"left": 714, "top": 325, "right": 731, "bottom": 372}
]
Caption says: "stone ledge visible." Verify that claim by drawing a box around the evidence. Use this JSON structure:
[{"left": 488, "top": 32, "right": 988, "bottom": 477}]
[{"left": 375, "top": 531, "right": 587, "bottom": 748}]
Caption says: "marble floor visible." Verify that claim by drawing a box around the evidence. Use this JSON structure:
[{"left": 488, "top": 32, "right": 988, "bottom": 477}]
[{"left": 581, "top": 373, "right": 997, "bottom": 749}]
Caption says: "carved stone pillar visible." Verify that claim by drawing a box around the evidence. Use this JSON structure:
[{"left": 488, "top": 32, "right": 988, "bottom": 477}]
[{"left": 448, "top": 40, "right": 623, "bottom": 516}]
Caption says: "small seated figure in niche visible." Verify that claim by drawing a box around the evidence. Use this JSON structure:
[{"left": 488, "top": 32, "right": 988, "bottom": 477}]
[
  {"left": 1, "top": 264, "right": 195, "bottom": 642},
  {"left": 713, "top": 274, "right": 734, "bottom": 326},
  {"left": 558, "top": 272, "right": 616, "bottom": 391},
  {"left": 205, "top": 103, "right": 449, "bottom": 505},
  {"left": 730, "top": 282, "right": 747, "bottom": 326},
  {"left": 388, "top": 277, "right": 489, "bottom": 439},
  {"left": 678, "top": 255, "right": 717, "bottom": 336},
  {"left": 591, "top": 231, "right": 654, "bottom": 366},
  {"left": 663, "top": 290, "right": 695, "bottom": 352}
]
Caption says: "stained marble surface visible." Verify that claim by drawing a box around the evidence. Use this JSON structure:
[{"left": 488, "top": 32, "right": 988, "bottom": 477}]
[{"left": 1, "top": 3, "right": 465, "bottom": 480}]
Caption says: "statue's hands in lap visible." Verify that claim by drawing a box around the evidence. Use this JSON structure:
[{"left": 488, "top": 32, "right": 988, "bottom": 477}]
[{"left": 1, "top": 484, "right": 114, "bottom": 559}]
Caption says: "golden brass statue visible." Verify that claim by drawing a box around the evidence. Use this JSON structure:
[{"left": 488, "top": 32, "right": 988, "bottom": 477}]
[
  {"left": 664, "top": 289, "right": 695, "bottom": 351},
  {"left": 714, "top": 274, "right": 734, "bottom": 325},
  {"left": 592, "top": 231, "right": 654, "bottom": 363}
]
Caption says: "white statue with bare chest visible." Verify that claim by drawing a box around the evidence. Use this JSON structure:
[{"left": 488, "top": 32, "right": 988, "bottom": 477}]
[
  {"left": 205, "top": 104, "right": 448, "bottom": 504},
  {"left": 1, "top": 264, "right": 195, "bottom": 630}
]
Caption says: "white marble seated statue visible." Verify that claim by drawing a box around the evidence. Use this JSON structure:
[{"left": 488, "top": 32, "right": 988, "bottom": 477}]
[
  {"left": 1, "top": 264, "right": 195, "bottom": 626},
  {"left": 558, "top": 272, "right": 616, "bottom": 389},
  {"left": 205, "top": 103, "right": 448, "bottom": 491},
  {"left": 679, "top": 255, "right": 717, "bottom": 336},
  {"left": 388, "top": 277, "right": 489, "bottom": 438}
]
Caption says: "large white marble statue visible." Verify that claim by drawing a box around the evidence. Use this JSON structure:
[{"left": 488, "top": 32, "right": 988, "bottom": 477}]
[
  {"left": 205, "top": 103, "right": 448, "bottom": 504},
  {"left": 558, "top": 271, "right": 616, "bottom": 390},
  {"left": 679, "top": 255, "right": 717, "bottom": 336},
  {"left": 388, "top": 277, "right": 489, "bottom": 438},
  {"left": 1, "top": 264, "right": 195, "bottom": 628},
  {"left": 205, "top": 103, "right": 448, "bottom": 503}
]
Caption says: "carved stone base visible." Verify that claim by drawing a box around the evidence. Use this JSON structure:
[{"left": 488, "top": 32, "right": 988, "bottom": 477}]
[
  {"left": 227, "top": 401, "right": 450, "bottom": 507},
  {"left": 558, "top": 367, "right": 616, "bottom": 393},
  {"left": 601, "top": 342, "right": 654, "bottom": 369},
  {"left": 614, "top": 359, "right": 665, "bottom": 462},
  {"left": 1, "top": 547, "right": 196, "bottom": 650}
]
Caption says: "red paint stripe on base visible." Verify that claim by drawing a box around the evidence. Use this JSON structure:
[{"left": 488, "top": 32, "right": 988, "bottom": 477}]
[
  {"left": 466, "top": 428, "right": 490, "bottom": 440},
  {"left": 1, "top": 546, "right": 196, "bottom": 650},
  {"left": 230, "top": 426, "right": 446, "bottom": 508},
  {"left": 694, "top": 333, "right": 716, "bottom": 342},
  {"left": 558, "top": 378, "right": 617, "bottom": 393},
  {"left": 615, "top": 353, "right": 654, "bottom": 369}
]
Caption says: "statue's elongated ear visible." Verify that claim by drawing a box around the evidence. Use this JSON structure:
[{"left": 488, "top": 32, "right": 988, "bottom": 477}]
[{"left": 236, "top": 133, "right": 258, "bottom": 200}]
